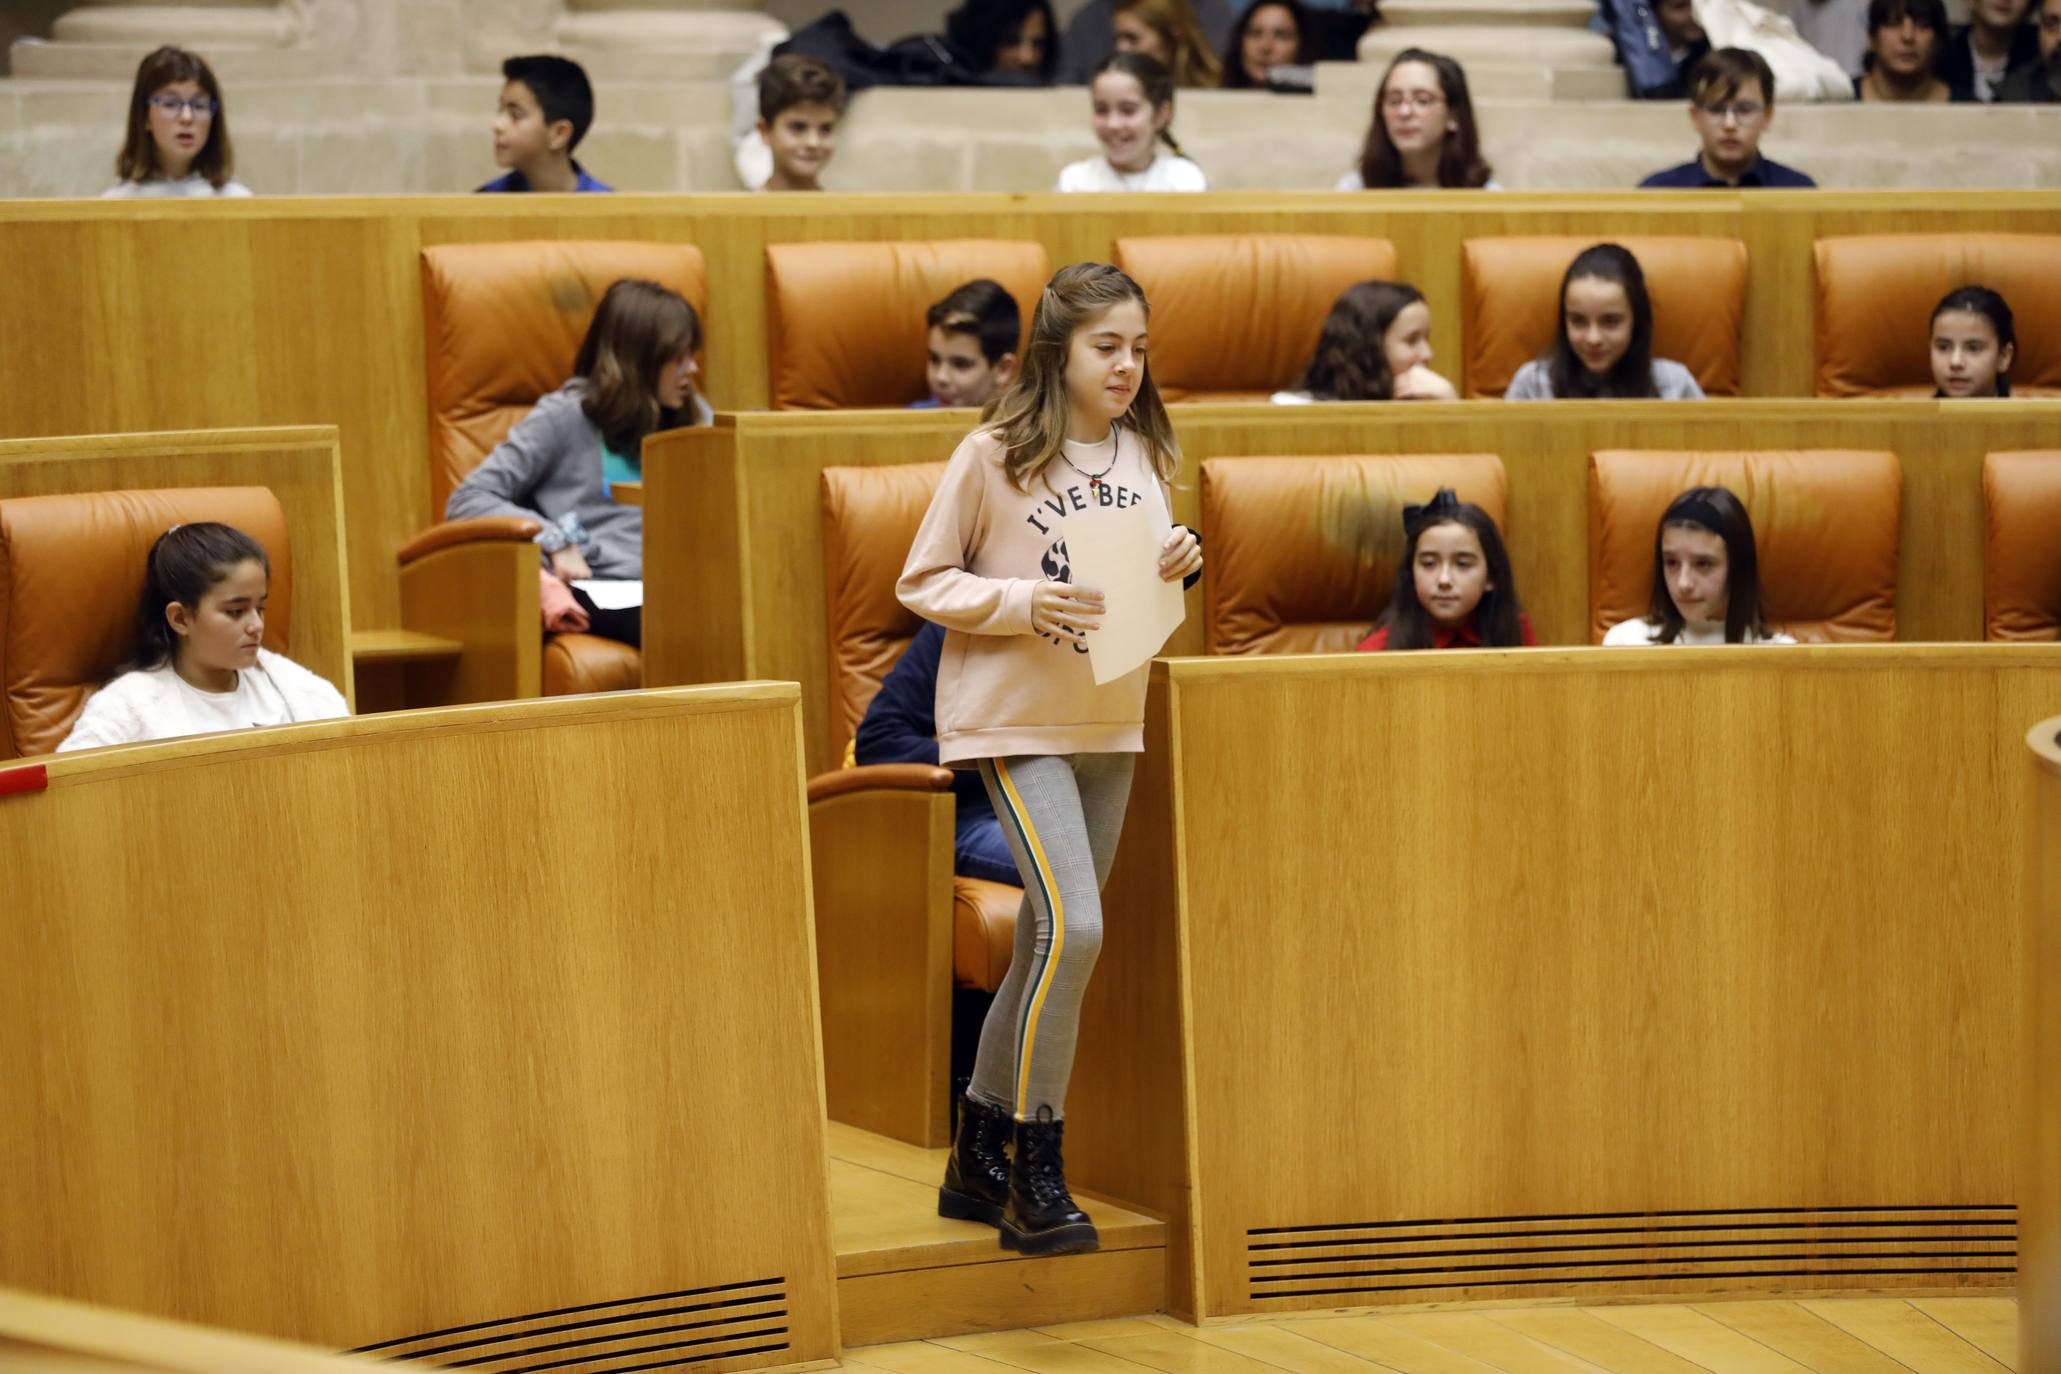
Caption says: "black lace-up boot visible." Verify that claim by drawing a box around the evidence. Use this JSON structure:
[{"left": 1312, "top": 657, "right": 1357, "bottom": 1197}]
[
  {"left": 999, "top": 1111, "right": 1099, "bottom": 1255},
  {"left": 937, "top": 1093, "right": 1013, "bottom": 1227}
]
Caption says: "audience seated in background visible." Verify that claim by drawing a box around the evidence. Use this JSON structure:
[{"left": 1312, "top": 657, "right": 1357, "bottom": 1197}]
[
  {"left": 1357, "top": 489, "right": 1535, "bottom": 651},
  {"left": 1060, "top": 0, "right": 1235, "bottom": 83},
  {"left": 1633, "top": 0, "right": 1715, "bottom": 98},
  {"left": 916, "top": 280, "right": 1022, "bottom": 409},
  {"left": 1507, "top": 244, "right": 1706, "bottom": 401},
  {"left": 1113, "top": 0, "right": 1224, "bottom": 87},
  {"left": 58, "top": 523, "right": 348, "bottom": 751},
  {"left": 1338, "top": 49, "right": 1497, "bottom": 191},
  {"left": 479, "top": 55, "right": 609, "bottom": 193},
  {"left": 758, "top": 55, "right": 846, "bottom": 191},
  {"left": 446, "top": 279, "right": 711, "bottom": 648},
  {"left": 1855, "top": 0, "right": 1954, "bottom": 100},
  {"left": 1940, "top": 0, "right": 2040, "bottom": 100},
  {"left": 854, "top": 622, "right": 1020, "bottom": 884},
  {"left": 1056, "top": 53, "right": 1208, "bottom": 190},
  {"left": 1220, "top": 0, "right": 1310, "bottom": 89},
  {"left": 1998, "top": 0, "right": 2061, "bottom": 99},
  {"left": 946, "top": 0, "right": 1061, "bottom": 82},
  {"left": 1271, "top": 281, "right": 1458, "bottom": 403},
  {"left": 104, "top": 45, "right": 249, "bottom": 199},
  {"left": 1932, "top": 285, "right": 2018, "bottom": 397},
  {"left": 1605, "top": 487, "right": 1795, "bottom": 645},
  {"left": 1640, "top": 48, "right": 1817, "bottom": 188}
]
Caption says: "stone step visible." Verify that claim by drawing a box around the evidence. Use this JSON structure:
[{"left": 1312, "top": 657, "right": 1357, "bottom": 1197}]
[
  {"left": 1358, "top": 24, "right": 1620, "bottom": 70},
  {"left": 1380, "top": 0, "right": 1599, "bottom": 28},
  {"left": 1318, "top": 58, "right": 1624, "bottom": 103}
]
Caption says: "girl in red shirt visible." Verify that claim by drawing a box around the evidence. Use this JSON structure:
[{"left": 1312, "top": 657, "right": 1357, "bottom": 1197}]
[{"left": 1357, "top": 488, "right": 1535, "bottom": 650}]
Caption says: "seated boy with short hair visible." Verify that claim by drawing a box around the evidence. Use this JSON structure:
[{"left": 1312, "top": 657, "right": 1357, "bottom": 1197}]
[
  {"left": 914, "top": 279, "right": 1021, "bottom": 409},
  {"left": 757, "top": 54, "right": 846, "bottom": 191},
  {"left": 479, "top": 54, "right": 611, "bottom": 193},
  {"left": 1638, "top": 48, "right": 1817, "bottom": 189}
]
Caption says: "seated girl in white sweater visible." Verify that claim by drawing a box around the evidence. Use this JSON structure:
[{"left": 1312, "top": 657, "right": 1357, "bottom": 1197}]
[
  {"left": 1603, "top": 486, "right": 1796, "bottom": 646},
  {"left": 58, "top": 522, "right": 348, "bottom": 752},
  {"left": 1055, "top": 53, "right": 1208, "bottom": 192}
]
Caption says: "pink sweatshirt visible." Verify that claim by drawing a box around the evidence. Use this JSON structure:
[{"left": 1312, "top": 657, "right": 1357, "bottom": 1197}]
[{"left": 897, "top": 426, "right": 1173, "bottom": 764}]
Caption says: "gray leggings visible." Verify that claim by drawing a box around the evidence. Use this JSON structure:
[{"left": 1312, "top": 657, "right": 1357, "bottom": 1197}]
[{"left": 968, "top": 752, "right": 1136, "bottom": 1123}]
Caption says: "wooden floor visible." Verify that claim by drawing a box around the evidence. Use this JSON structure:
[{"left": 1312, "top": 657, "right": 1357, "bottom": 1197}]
[{"left": 841, "top": 1300, "right": 2020, "bottom": 1374}]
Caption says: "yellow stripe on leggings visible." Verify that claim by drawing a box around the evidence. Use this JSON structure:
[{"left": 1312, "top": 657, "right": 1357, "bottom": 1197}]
[{"left": 995, "top": 758, "right": 1064, "bottom": 1118}]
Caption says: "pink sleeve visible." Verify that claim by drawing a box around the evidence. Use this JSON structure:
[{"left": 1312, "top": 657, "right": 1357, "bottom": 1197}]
[{"left": 896, "top": 437, "right": 1037, "bottom": 636}]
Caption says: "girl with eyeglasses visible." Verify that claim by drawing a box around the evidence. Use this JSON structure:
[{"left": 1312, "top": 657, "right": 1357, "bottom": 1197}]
[
  {"left": 1337, "top": 48, "right": 1496, "bottom": 190},
  {"left": 105, "top": 45, "right": 250, "bottom": 199}
]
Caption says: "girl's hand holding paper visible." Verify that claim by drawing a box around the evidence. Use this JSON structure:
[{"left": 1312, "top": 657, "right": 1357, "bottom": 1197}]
[{"left": 1158, "top": 525, "right": 1202, "bottom": 582}]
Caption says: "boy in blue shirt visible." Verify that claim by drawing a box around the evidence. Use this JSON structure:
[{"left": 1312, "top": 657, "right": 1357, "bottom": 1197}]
[
  {"left": 479, "top": 54, "right": 612, "bottom": 193},
  {"left": 1638, "top": 48, "right": 1818, "bottom": 188},
  {"left": 912, "top": 279, "right": 1022, "bottom": 410}
]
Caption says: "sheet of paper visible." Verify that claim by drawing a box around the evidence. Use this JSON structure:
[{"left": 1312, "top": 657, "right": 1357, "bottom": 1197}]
[
  {"left": 571, "top": 579, "right": 644, "bottom": 610},
  {"left": 1063, "top": 502, "right": 1186, "bottom": 686}
]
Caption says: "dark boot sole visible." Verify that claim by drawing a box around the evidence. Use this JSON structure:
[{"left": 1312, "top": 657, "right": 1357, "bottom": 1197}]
[
  {"left": 938, "top": 1185, "right": 1005, "bottom": 1229},
  {"left": 999, "top": 1219, "right": 1100, "bottom": 1256}
]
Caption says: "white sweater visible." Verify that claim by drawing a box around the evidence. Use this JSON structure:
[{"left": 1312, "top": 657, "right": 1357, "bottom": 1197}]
[
  {"left": 1603, "top": 618, "right": 1797, "bottom": 646},
  {"left": 1055, "top": 154, "right": 1208, "bottom": 192},
  {"left": 57, "top": 649, "right": 348, "bottom": 752},
  {"left": 102, "top": 174, "right": 252, "bottom": 199}
]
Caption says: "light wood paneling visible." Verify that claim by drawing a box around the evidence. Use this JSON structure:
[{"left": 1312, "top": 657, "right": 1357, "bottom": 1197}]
[
  {"left": 0, "top": 1287, "right": 382, "bottom": 1374},
  {"left": 643, "top": 404, "right": 2056, "bottom": 776},
  {"left": 0, "top": 686, "right": 837, "bottom": 1371},
  {"left": 0, "top": 426, "right": 353, "bottom": 710},
  {"left": 1060, "top": 647, "right": 2061, "bottom": 1320},
  {"left": 2027, "top": 718, "right": 2061, "bottom": 1374},
  {"left": 4, "top": 193, "right": 2056, "bottom": 632}
]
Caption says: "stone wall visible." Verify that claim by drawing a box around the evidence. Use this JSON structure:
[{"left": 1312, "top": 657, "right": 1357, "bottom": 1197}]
[{"left": 5, "top": 63, "right": 2057, "bottom": 198}]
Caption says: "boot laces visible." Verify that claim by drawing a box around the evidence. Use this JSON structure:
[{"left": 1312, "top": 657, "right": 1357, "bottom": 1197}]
[{"left": 1020, "top": 1111, "right": 1075, "bottom": 1206}]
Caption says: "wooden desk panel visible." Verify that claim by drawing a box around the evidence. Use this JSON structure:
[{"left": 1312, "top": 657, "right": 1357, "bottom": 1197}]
[
  {"left": 643, "top": 404, "right": 2057, "bottom": 776},
  {"left": 2027, "top": 717, "right": 2061, "bottom": 1373},
  {"left": 0, "top": 687, "right": 836, "bottom": 1370},
  {"left": 3, "top": 193, "right": 2056, "bottom": 630},
  {"left": 0, "top": 426, "right": 354, "bottom": 714},
  {"left": 1065, "top": 647, "right": 2061, "bottom": 1319}
]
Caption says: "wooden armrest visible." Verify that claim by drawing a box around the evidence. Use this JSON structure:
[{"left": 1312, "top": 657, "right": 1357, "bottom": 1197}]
[
  {"left": 398, "top": 517, "right": 543, "bottom": 566},
  {"left": 806, "top": 763, "right": 954, "bottom": 804}
]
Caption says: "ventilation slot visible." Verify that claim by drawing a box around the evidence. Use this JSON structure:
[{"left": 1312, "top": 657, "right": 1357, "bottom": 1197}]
[
  {"left": 1247, "top": 1206, "right": 2016, "bottom": 1304},
  {"left": 352, "top": 1276, "right": 791, "bottom": 1373}
]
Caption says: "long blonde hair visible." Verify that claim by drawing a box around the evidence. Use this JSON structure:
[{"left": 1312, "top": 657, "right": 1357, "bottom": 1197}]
[
  {"left": 1114, "top": 0, "right": 1222, "bottom": 88},
  {"left": 980, "top": 262, "right": 1180, "bottom": 493}
]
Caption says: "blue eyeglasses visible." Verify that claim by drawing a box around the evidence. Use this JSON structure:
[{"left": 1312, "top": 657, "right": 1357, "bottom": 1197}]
[{"left": 147, "top": 95, "right": 219, "bottom": 118}]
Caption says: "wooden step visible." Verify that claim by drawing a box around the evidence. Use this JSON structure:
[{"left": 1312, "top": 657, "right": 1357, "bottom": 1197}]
[
  {"left": 828, "top": 1122, "right": 1166, "bottom": 1347},
  {"left": 349, "top": 629, "right": 463, "bottom": 663}
]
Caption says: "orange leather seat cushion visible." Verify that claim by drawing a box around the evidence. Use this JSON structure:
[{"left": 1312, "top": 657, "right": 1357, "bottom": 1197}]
[
  {"left": 0, "top": 486, "right": 292, "bottom": 758},
  {"left": 953, "top": 877, "right": 1022, "bottom": 992},
  {"left": 542, "top": 634, "right": 643, "bottom": 696},
  {"left": 1113, "top": 234, "right": 1399, "bottom": 402},
  {"left": 1814, "top": 234, "right": 2061, "bottom": 397},
  {"left": 1984, "top": 450, "right": 2061, "bottom": 641},
  {"left": 1201, "top": 455, "right": 1510, "bottom": 654},
  {"left": 766, "top": 240, "right": 1051, "bottom": 410},
  {"left": 1461, "top": 236, "right": 1748, "bottom": 398},
  {"left": 821, "top": 462, "right": 945, "bottom": 761},
  {"left": 1588, "top": 450, "right": 1901, "bottom": 643},
  {"left": 420, "top": 240, "right": 710, "bottom": 520}
]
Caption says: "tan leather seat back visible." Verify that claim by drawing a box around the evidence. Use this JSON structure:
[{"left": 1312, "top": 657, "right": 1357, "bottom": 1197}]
[
  {"left": 1589, "top": 450, "right": 1901, "bottom": 643},
  {"left": 0, "top": 486, "right": 292, "bottom": 758},
  {"left": 420, "top": 240, "right": 710, "bottom": 520},
  {"left": 1983, "top": 450, "right": 2061, "bottom": 641},
  {"left": 821, "top": 463, "right": 947, "bottom": 760},
  {"left": 1814, "top": 233, "right": 2061, "bottom": 397},
  {"left": 1201, "top": 455, "right": 1510, "bottom": 654},
  {"left": 1113, "top": 234, "right": 1400, "bottom": 402},
  {"left": 766, "top": 241, "right": 1051, "bottom": 410},
  {"left": 1461, "top": 236, "right": 1748, "bottom": 398}
]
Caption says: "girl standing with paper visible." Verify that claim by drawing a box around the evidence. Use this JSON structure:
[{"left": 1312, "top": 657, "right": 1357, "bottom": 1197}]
[{"left": 898, "top": 262, "right": 1201, "bottom": 1258}]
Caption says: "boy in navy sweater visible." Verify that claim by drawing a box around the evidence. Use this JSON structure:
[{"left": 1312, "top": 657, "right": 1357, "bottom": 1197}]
[{"left": 855, "top": 622, "right": 1017, "bottom": 884}]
